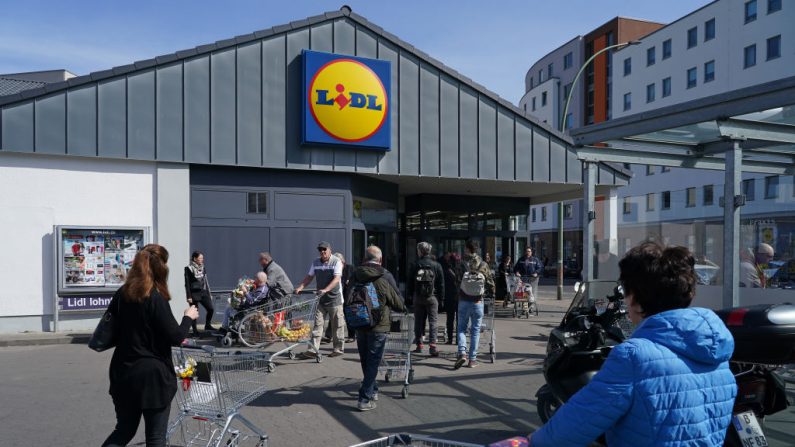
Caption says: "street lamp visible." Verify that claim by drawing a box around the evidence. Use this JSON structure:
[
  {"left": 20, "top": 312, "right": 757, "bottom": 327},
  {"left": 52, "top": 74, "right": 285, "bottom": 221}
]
[{"left": 555, "top": 39, "right": 640, "bottom": 301}]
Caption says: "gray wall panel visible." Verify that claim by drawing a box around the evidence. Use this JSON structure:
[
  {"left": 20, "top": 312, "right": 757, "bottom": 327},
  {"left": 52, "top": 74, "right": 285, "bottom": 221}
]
[
  {"left": 419, "top": 65, "right": 439, "bottom": 177},
  {"left": 286, "top": 29, "right": 310, "bottom": 169},
  {"left": 191, "top": 189, "right": 248, "bottom": 218},
  {"left": 127, "top": 70, "right": 155, "bottom": 160},
  {"left": 550, "top": 137, "right": 566, "bottom": 183},
  {"left": 516, "top": 121, "right": 533, "bottom": 181},
  {"left": 1, "top": 103, "right": 33, "bottom": 152},
  {"left": 567, "top": 148, "right": 581, "bottom": 183},
  {"left": 184, "top": 56, "right": 210, "bottom": 163},
  {"left": 211, "top": 49, "right": 236, "bottom": 165},
  {"left": 156, "top": 64, "right": 183, "bottom": 161},
  {"left": 439, "top": 76, "right": 459, "bottom": 177},
  {"left": 332, "top": 21, "right": 357, "bottom": 171},
  {"left": 532, "top": 128, "right": 550, "bottom": 182},
  {"left": 269, "top": 227, "right": 346, "bottom": 289},
  {"left": 34, "top": 95, "right": 65, "bottom": 154},
  {"left": 236, "top": 42, "right": 262, "bottom": 166},
  {"left": 599, "top": 165, "right": 612, "bottom": 186},
  {"left": 98, "top": 79, "right": 127, "bottom": 158},
  {"left": 399, "top": 53, "right": 419, "bottom": 176},
  {"left": 459, "top": 87, "right": 477, "bottom": 178},
  {"left": 67, "top": 86, "right": 97, "bottom": 156},
  {"left": 262, "top": 37, "right": 286, "bottom": 168},
  {"left": 354, "top": 27, "right": 379, "bottom": 173},
  {"left": 377, "top": 41, "right": 399, "bottom": 174},
  {"left": 274, "top": 192, "right": 345, "bottom": 222},
  {"left": 478, "top": 99, "right": 497, "bottom": 180},
  {"left": 497, "top": 110, "right": 514, "bottom": 181},
  {"left": 309, "top": 23, "right": 335, "bottom": 170},
  {"left": 191, "top": 226, "right": 270, "bottom": 290}
]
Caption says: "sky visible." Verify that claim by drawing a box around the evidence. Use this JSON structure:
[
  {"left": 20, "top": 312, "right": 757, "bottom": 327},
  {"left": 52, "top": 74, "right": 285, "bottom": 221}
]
[{"left": 0, "top": 0, "right": 712, "bottom": 104}]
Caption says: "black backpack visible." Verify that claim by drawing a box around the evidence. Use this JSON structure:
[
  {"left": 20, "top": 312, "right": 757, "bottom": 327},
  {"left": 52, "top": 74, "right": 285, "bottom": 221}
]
[
  {"left": 343, "top": 282, "right": 382, "bottom": 329},
  {"left": 415, "top": 263, "right": 435, "bottom": 298}
]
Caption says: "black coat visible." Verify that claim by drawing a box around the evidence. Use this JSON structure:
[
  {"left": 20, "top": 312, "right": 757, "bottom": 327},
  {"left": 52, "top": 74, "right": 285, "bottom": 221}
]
[
  {"left": 108, "top": 288, "right": 192, "bottom": 409},
  {"left": 184, "top": 266, "right": 210, "bottom": 301}
]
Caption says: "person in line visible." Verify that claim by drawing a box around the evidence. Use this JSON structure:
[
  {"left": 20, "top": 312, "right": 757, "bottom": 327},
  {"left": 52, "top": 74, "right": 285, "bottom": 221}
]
[
  {"left": 220, "top": 271, "right": 269, "bottom": 332},
  {"left": 443, "top": 252, "right": 462, "bottom": 345},
  {"left": 184, "top": 250, "right": 215, "bottom": 334},
  {"left": 103, "top": 244, "right": 199, "bottom": 447},
  {"left": 513, "top": 247, "right": 542, "bottom": 300},
  {"left": 295, "top": 241, "right": 345, "bottom": 358},
  {"left": 497, "top": 254, "right": 512, "bottom": 307},
  {"left": 740, "top": 243, "right": 774, "bottom": 288},
  {"left": 407, "top": 242, "right": 445, "bottom": 357},
  {"left": 455, "top": 239, "right": 494, "bottom": 369},
  {"left": 334, "top": 252, "right": 357, "bottom": 343},
  {"left": 351, "top": 245, "right": 406, "bottom": 411},
  {"left": 528, "top": 242, "right": 737, "bottom": 446},
  {"left": 258, "top": 252, "right": 294, "bottom": 294}
]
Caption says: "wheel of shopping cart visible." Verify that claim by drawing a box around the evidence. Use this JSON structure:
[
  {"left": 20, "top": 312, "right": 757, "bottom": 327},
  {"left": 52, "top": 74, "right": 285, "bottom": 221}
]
[
  {"left": 221, "top": 334, "right": 233, "bottom": 347},
  {"left": 401, "top": 385, "right": 409, "bottom": 398},
  {"left": 237, "top": 312, "right": 270, "bottom": 348},
  {"left": 266, "top": 362, "right": 275, "bottom": 373},
  {"left": 288, "top": 350, "right": 296, "bottom": 360}
]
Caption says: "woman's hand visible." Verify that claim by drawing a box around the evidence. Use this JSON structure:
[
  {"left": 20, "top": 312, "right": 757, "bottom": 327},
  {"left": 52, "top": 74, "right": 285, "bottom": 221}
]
[
  {"left": 187, "top": 297, "right": 193, "bottom": 304},
  {"left": 184, "top": 306, "right": 199, "bottom": 320}
]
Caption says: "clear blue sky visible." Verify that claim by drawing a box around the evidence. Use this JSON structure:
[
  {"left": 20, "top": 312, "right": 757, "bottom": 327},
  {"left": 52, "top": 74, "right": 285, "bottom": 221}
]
[{"left": 0, "top": 0, "right": 711, "bottom": 104}]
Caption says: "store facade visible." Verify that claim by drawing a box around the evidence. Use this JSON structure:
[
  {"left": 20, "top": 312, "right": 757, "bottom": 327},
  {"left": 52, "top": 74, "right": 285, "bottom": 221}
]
[{"left": 0, "top": 7, "right": 626, "bottom": 332}]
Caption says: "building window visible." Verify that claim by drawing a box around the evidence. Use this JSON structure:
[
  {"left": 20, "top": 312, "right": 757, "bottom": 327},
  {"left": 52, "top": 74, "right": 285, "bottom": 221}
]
[
  {"left": 647, "top": 47, "right": 656, "bottom": 66},
  {"left": 564, "top": 52, "right": 573, "bottom": 69},
  {"left": 623, "top": 57, "right": 632, "bottom": 76},
  {"left": 646, "top": 83, "right": 655, "bottom": 103},
  {"left": 530, "top": 77, "right": 534, "bottom": 89},
  {"left": 548, "top": 63, "right": 553, "bottom": 79},
  {"left": 661, "top": 166, "right": 671, "bottom": 173},
  {"left": 565, "top": 113, "right": 573, "bottom": 129},
  {"left": 704, "top": 60, "right": 715, "bottom": 83},
  {"left": 745, "top": 0, "right": 758, "bottom": 23},
  {"left": 768, "top": 0, "right": 782, "bottom": 14},
  {"left": 765, "top": 175, "right": 779, "bottom": 198},
  {"left": 539, "top": 69, "right": 544, "bottom": 83},
  {"left": 705, "top": 19, "right": 716, "bottom": 41},
  {"left": 687, "top": 67, "right": 697, "bottom": 89},
  {"left": 662, "top": 191, "right": 671, "bottom": 210},
  {"left": 662, "top": 39, "right": 672, "bottom": 59},
  {"left": 623, "top": 197, "right": 631, "bottom": 214},
  {"left": 623, "top": 92, "right": 631, "bottom": 111},
  {"left": 744, "top": 44, "right": 757, "bottom": 68},
  {"left": 541, "top": 206, "right": 547, "bottom": 221},
  {"left": 247, "top": 192, "right": 268, "bottom": 214},
  {"left": 564, "top": 204, "right": 573, "bottom": 219},
  {"left": 704, "top": 184, "right": 714, "bottom": 205},
  {"left": 686, "top": 187, "right": 696, "bottom": 207},
  {"left": 646, "top": 165, "right": 655, "bottom": 175},
  {"left": 662, "top": 77, "right": 672, "bottom": 97},
  {"left": 542, "top": 91, "right": 548, "bottom": 106},
  {"left": 767, "top": 35, "right": 781, "bottom": 60},
  {"left": 743, "top": 179, "right": 755, "bottom": 201},
  {"left": 531, "top": 208, "right": 536, "bottom": 222},
  {"left": 523, "top": 103, "right": 526, "bottom": 112},
  {"left": 563, "top": 83, "right": 572, "bottom": 102},
  {"left": 687, "top": 27, "right": 698, "bottom": 49},
  {"left": 646, "top": 193, "right": 656, "bottom": 211},
  {"left": 532, "top": 97, "right": 536, "bottom": 111}
]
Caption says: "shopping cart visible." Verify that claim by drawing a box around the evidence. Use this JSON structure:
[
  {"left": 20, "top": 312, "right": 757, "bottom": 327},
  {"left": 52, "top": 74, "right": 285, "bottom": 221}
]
[
  {"left": 379, "top": 312, "right": 415, "bottom": 398},
  {"left": 167, "top": 345, "right": 269, "bottom": 447},
  {"left": 477, "top": 294, "right": 497, "bottom": 363},
  {"left": 221, "top": 293, "right": 321, "bottom": 368},
  {"left": 350, "top": 433, "right": 484, "bottom": 447},
  {"left": 506, "top": 276, "right": 538, "bottom": 318}
]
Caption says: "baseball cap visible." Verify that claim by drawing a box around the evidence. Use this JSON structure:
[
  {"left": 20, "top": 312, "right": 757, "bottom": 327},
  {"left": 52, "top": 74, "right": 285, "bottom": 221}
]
[{"left": 317, "top": 241, "right": 331, "bottom": 250}]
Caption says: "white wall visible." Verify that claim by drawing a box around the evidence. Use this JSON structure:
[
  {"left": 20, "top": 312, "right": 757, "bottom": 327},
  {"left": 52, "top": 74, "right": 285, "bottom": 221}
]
[
  {"left": 0, "top": 152, "right": 155, "bottom": 332},
  {"left": 155, "top": 163, "right": 191, "bottom": 322},
  {"left": 520, "top": 37, "right": 583, "bottom": 129}
]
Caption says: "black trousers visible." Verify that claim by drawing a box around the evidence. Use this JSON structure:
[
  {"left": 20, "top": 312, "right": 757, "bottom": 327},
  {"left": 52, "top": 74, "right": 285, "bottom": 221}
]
[
  {"left": 102, "top": 399, "right": 171, "bottom": 447},
  {"left": 446, "top": 297, "right": 458, "bottom": 341},
  {"left": 189, "top": 291, "right": 214, "bottom": 331},
  {"left": 413, "top": 295, "right": 439, "bottom": 345}
]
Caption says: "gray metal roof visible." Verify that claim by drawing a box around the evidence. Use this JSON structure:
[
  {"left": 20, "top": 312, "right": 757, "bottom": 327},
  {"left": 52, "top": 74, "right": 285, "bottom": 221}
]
[{"left": 0, "top": 77, "right": 46, "bottom": 97}]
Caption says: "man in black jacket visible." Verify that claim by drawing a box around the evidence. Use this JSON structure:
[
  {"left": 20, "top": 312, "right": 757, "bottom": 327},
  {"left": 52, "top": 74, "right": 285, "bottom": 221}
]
[
  {"left": 407, "top": 241, "right": 445, "bottom": 357},
  {"left": 351, "top": 245, "right": 406, "bottom": 411},
  {"left": 513, "top": 247, "right": 543, "bottom": 301}
]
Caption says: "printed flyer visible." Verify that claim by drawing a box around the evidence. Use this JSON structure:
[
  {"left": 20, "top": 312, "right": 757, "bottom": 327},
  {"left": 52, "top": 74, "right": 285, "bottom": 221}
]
[{"left": 60, "top": 228, "right": 146, "bottom": 290}]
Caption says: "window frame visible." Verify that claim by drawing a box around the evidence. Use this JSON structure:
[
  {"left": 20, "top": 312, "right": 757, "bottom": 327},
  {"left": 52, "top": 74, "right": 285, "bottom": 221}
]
[
  {"left": 541, "top": 206, "right": 547, "bottom": 222},
  {"left": 703, "top": 184, "right": 714, "bottom": 206},
  {"left": 686, "top": 187, "right": 696, "bottom": 207},
  {"left": 623, "top": 197, "right": 631, "bottom": 215},
  {"left": 687, "top": 27, "right": 698, "bottom": 49},
  {"left": 246, "top": 191, "right": 269, "bottom": 215},
  {"left": 662, "top": 39, "right": 672, "bottom": 59},
  {"left": 662, "top": 191, "right": 671, "bottom": 210},
  {"left": 768, "top": 0, "right": 782, "bottom": 14},
  {"left": 646, "top": 83, "right": 655, "bottom": 103},
  {"left": 564, "top": 204, "right": 573, "bottom": 219},
  {"left": 662, "top": 77, "right": 672, "bottom": 97},
  {"left": 646, "top": 165, "right": 655, "bottom": 176},
  {"left": 541, "top": 91, "right": 548, "bottom": 107},
  {"left": 767, "top": 35, "right": 781, "bottom": 61},
  {"left": 646, "top": 193, "right": 656, "bottom": 211},
  {"left": 742, "top": 178, "right": 756, "bottom": 201},
  {"left": 647, "top": 47, "right": 656, "bottom": 66},
  {"left": 744, "top": 44, "right": 757, "bottom": 68},
  {"left": 623, "top": 92, "right": 632, "bottom": 111},
  {"left": 765, "top": 175, "right": 779, "bottom": 199},
  {"left": 687, "top": 67, "right": 697, "bottom": 89},
  {"left": 704, "top": 19, "right": 716, "bottom": 42},
  {"left": 745, "top": 0, "right": 758, "bottom": 23},
  {"left": 564, "top": 52, "right": 573, "bottom": 70},
  {"left": 704, "top": 60, "right": 715, "bottom": 83},
  {"left": 623, "top": 57, "right": 632, "bottom": 76}
]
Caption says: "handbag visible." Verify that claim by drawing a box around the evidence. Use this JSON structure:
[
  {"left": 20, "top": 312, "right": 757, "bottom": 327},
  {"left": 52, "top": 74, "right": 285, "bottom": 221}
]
[{"left": 88, "top": 297, "right": 119, "bottom": 352}]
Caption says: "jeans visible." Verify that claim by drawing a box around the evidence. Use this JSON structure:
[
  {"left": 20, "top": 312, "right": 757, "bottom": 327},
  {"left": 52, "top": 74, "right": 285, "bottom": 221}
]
[
  {"left": 102, "top": 399, "right": 171, "bottom": 447},
  {"left": 457, "top": 299, "right": 484, "bottom": 361},
  {"left": 413, "top": 295, "right": 439, "bottom": 345},
  {"left": 312, "top": 304, "right": 345, "bottom": 351},
  {"left": 356, "top": 330, "right": 388, "bottom": 402}
]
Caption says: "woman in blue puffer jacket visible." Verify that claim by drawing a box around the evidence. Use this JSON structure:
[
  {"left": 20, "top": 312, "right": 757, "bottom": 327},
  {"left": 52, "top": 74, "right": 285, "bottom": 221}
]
[{"left": 530, "top": 242, "right": 737, "bottom": 447}]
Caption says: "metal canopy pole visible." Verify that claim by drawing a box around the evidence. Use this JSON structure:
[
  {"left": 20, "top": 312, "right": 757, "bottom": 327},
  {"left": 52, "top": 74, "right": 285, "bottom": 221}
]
[
  {"left": 583, "top": 162, "right": 596, "bottom": 283},
  {"left": 722, "top": 141, "right": 743, "bottom": 308},
  {"left": 557, "top": 202, "right": 564, "bottom": 300}
]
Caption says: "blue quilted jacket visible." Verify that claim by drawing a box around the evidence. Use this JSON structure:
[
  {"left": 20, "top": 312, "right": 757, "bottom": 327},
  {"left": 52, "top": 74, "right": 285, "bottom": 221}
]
[{"left": 532, "top": 307, "right": 737, "bottom": 447}]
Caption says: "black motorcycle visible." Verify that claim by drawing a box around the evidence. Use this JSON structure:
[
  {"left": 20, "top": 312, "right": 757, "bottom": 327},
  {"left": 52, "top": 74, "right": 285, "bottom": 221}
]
[{"left": 536, "top": 281, "right": 794, "bottom": 446}]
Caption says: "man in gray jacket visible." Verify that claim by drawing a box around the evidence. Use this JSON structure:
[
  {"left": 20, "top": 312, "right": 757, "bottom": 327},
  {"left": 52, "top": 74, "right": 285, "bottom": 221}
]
[{"left": 259, "top": 252, "right": 294, "bottom": 294}]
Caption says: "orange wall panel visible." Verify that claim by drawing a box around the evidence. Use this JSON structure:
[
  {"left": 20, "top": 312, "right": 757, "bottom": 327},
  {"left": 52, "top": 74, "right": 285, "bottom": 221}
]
[{"left": 592, "top": 35, "right": 607, "bottom": 124}]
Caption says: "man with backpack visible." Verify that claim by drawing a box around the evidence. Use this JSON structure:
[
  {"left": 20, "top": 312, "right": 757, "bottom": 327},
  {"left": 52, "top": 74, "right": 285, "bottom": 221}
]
[
  {"left": 407, "top": 242, "right": 445, "bottom": 357},
  {"left": 346, "top": 245, "right": 406, "bottom": 411},
  {"left": 455, "top": 239, "right": 495, "bottom": 369}
]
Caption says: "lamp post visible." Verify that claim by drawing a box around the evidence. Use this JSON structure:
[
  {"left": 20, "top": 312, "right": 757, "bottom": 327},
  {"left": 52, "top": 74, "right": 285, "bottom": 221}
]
[{"left": 555, "top": 40, "right": 640, "bottom": 301}]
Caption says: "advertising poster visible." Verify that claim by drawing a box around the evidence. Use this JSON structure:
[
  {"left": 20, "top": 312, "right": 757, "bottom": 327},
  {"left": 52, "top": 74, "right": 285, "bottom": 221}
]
[{"left": 58, "top": 227, "right": 147, "bottom": 292}]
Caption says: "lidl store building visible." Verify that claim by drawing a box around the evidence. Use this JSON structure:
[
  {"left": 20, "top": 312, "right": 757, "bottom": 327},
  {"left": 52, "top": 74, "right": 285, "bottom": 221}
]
[{"left": 0, "top": 7, "right": 627, "bottom": 332}]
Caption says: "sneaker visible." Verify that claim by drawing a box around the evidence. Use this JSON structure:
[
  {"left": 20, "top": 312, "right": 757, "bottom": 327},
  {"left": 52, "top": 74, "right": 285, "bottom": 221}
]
[
  {"left": 429, "top": 346, "right": 439, "bottom": 357},
  {"left": 328, "top": 350, "right": 344, "bottom": 357},
  {"left": 344, "top": 337, "right": 355, "bottom": 343},
  {"left": 454, "top": 354, "right": 467, "bottom": 370},
  {"left": 204, "top": 324, "right": 216, "bottom": 331},
  {"left": 413, "top": 344, "right": 424, "bottom": 353},
  {"left": 467, "top": 360, "right": 478, "bottom": 368},
  {"left": 357, "top": 399, "right": 376, "bottom": 411},
  {"left": 372, "top": 391, "right": 379, "bottom": 401},
  {"left": 298, "top": 351, "right": 318, "bottom": 360}
]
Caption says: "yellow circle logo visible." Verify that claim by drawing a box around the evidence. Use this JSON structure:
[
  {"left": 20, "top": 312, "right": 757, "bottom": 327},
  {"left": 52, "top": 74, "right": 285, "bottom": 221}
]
[{"left": 308, "top": 59, "right": 388, "bottom": 142}]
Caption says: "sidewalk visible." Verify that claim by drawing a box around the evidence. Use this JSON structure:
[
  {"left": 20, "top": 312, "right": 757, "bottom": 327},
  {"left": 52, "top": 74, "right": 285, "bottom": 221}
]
[{"left": 0, "top": 330, "right": 91, "bottom": 347}]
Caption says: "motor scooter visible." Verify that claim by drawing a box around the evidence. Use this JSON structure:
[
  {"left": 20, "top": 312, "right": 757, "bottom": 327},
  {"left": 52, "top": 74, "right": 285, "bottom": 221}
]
[{"left": 535, "top": 281, "right": 794, "bottom": 446}]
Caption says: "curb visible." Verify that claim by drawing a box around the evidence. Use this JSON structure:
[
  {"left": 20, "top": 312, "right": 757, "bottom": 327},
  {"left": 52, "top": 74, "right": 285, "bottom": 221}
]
[{"left": 0, "top": 333, "right": 91, "bottom": 348}]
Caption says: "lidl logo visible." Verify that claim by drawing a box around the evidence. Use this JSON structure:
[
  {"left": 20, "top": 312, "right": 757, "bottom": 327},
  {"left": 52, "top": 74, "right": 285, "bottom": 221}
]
[{"left": 303, "top": 50, "right": 391, "bottom": 150}]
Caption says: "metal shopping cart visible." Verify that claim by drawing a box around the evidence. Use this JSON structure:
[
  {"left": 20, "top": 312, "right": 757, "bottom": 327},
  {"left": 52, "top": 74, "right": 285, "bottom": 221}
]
[
  {"left": 350, "top": 433, "right": 484, "bottom": 447},
  {"left": 477, "top": 294, "right": 497, "bottom": 363},
  {"left": 167, "top": 346, "right": 270, "bottom": 447},
  {"left": 380, "top": 313, "right": 415, "bottom": 398},
  {"left": 221, "top": 293, "right": 321, "bottom": 369},
  {"left": 506, "top": 276, "right": 538, "bottom": 318}
]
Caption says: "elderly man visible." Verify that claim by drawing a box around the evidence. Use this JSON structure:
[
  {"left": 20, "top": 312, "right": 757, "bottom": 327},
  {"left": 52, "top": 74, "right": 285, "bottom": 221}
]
[
  {"left": 221, "top": 271, "right": 269, "bottom": 332},
  {"left": 258, "top": 252, "right": 294, "bottom": 294},
  {"left": 295, "top": 241, "right": 345, "bottom": 358},
  {"left": 740, "top": 243, "right": 775, "bottom": 288}
]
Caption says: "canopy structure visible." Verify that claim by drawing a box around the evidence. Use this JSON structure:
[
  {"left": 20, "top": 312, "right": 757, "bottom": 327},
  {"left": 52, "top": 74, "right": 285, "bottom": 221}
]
[{"left": 571, "top": 75, "right": 795, "bottom": 307}]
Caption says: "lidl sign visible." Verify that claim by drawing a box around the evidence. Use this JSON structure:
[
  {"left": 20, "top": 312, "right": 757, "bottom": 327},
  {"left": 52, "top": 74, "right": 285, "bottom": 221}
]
[{"left": 303, "top": 50, "right": 391, "bottom": 150}]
